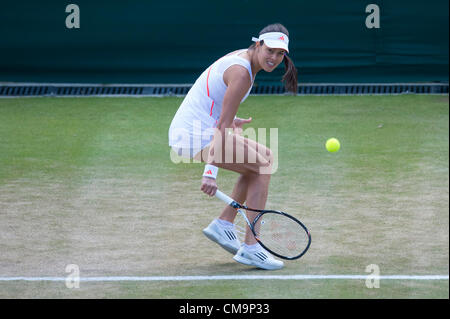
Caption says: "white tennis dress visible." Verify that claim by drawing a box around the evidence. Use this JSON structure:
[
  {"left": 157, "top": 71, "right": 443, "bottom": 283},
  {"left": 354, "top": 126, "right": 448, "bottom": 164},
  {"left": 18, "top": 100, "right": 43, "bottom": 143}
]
[{"left": 168, "top": 49, "right": 254, "bottom": 158}]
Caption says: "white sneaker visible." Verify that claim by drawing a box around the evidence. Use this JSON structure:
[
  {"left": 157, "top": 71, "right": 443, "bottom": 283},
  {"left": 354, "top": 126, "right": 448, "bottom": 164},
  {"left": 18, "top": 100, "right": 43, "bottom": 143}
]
[
  {"left": 233, "top": 244, "right": 284, "bottom": 270},
  {"left": 202, "top": 219, "right": 241, "bottom": 254}
]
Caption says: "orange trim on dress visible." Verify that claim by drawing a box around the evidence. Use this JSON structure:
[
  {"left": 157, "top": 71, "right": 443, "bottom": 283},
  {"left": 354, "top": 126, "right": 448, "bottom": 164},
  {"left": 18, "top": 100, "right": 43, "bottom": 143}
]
[{"left": 206, "top": 66, "right": 215, "bottom": 116}]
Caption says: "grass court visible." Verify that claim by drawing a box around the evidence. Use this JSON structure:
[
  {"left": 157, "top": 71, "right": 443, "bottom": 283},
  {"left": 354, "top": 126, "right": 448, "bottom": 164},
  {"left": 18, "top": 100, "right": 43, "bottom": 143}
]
[{"left": 0, "top": 95, "right": 448, "bottom": 298}]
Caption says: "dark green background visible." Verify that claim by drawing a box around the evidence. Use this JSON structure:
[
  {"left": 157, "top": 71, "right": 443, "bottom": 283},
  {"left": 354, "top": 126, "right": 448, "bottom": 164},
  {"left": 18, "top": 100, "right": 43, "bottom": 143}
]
[{"left": 0, "top": 0, "right": 448, "bottom": 84}]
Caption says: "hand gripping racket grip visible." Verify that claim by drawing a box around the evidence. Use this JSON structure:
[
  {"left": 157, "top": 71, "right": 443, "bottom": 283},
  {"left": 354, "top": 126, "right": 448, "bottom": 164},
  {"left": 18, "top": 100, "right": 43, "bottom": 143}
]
[{"left": 215, "top": 190, "right": 240, "bottom": 209}]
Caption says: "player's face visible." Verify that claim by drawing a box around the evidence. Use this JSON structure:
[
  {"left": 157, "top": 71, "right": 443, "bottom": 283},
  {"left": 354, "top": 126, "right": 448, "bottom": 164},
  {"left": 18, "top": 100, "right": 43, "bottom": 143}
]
[{"left": 258, "top": 43, "right": 285, "bottom": 72}]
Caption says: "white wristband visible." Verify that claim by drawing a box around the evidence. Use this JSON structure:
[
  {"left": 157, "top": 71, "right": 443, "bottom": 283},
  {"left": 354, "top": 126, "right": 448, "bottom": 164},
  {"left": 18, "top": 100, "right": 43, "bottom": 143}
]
[{"left": 203, "top": 164, "right": 219, "bottom": 179}]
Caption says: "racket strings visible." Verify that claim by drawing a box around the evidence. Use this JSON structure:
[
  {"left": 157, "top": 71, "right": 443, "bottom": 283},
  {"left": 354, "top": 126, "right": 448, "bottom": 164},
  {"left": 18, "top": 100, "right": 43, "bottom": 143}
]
[
  {"left": 256, "top": 213, "right": 309, "bottom": 258},
  {"left": 233, "top": 209, "right": 310, "bottom": 259},
  {"left": 233, "top": 217, "right": 250, "bottom": 241}
]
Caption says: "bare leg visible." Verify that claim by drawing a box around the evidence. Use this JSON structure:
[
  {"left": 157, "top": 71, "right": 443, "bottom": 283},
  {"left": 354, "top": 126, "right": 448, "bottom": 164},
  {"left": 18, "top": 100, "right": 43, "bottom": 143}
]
[
  {"left": 218, "top": 174, "right": 249, "bottom": 223},
  {"left": 242, "top": 173, "right": 271, "bottom": 244},
  {"left": 206, "top": 134, "right": 274, "bottom": 245}
]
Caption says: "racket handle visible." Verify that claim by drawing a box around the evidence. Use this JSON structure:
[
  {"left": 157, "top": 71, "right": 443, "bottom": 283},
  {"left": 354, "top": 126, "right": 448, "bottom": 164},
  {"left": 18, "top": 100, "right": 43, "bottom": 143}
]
[{"left": 215, "top": 190, "right": 240, "bottom": 208}]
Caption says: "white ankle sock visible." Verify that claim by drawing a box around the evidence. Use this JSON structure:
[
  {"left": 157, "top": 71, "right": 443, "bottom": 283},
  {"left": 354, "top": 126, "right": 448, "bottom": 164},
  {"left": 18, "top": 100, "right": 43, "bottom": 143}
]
[
  {"left": 243, "top": 243, "right": 262, "bottom": 252},
  {"left": 216, "top": 218, "right": 234, "bottom": 228}
]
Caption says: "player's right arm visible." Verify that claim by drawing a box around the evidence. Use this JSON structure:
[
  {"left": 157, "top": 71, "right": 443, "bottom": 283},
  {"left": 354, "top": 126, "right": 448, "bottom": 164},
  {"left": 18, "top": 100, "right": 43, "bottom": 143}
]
[
  {"left": 200, "top": 65, "right": 252, "bottom": 196},
  {"left": 217, "top": 65, "right": 252, "bottom": 133},
  {"left": 208, "top": 65, "right": 252, "bottom": 163}
]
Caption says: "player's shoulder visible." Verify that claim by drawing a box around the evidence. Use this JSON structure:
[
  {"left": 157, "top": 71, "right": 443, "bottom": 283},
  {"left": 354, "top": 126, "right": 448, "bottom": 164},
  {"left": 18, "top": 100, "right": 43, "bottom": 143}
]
[
  {"left": 224, "top": 65, "right": 251, "bottom": 87},
  {"left": 223, "top": 64, "right": 251, "bottom": 87},
  {"left": 223, "top": 49, "right": 243, "bottom": 57}
]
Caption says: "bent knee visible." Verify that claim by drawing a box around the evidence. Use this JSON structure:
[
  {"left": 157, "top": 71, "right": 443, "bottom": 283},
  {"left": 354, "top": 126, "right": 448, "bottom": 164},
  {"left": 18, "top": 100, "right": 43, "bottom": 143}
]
[
  {"left": 244, "top": 155, "right": 274, "bottom": 177},
  {"left": 259, "top": 147, "right": 274, "bottom": 169},
  {"left": 265, "top": 148, "right": 274, "bottom": 166}
]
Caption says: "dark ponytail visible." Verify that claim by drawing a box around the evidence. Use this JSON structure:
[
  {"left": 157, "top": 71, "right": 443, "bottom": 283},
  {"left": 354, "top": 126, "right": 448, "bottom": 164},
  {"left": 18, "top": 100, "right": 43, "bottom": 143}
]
[
  {"left": 249, "top": 23, "right": 298, "bottom": 94},
  {"left": 282, "top": 54, "right": 298, "bottom": 94}
]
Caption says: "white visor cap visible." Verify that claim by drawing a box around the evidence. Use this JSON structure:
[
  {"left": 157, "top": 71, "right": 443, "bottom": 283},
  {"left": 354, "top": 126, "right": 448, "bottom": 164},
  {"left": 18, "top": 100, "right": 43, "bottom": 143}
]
[{"left": 252, "top": 32, "right": 289, "bottom": 53}]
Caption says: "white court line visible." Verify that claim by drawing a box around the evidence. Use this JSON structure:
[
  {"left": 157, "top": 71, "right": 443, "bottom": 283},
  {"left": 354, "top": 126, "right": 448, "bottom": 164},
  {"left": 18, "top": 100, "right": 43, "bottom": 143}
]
[{"left": 0, "top": 275, "right": 448, "bottom": 282}]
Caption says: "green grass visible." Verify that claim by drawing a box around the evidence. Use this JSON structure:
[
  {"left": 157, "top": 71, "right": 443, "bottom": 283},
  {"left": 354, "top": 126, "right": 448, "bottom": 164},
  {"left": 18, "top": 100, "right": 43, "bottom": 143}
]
[
  {"left": 0, "top": 280, "right": 447, "bottom": 299},
  {"left": 0, "top": 95, "right": 448, "bottom": 298},
  {"left": 0, "top": 97, "right": 173, "bottom": 180}
]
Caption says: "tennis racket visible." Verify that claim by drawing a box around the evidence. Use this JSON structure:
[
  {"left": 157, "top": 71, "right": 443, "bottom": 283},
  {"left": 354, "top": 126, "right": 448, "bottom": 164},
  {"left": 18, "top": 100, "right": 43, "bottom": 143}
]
[{"left": 215, "top": 189, "right": 311, "bottom": 260}]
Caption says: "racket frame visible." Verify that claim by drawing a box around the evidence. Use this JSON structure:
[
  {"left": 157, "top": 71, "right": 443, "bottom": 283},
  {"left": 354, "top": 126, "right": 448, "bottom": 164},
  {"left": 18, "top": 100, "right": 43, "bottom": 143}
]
[{"left": 215, "top": 190, "right": 311, "bottom": 260}]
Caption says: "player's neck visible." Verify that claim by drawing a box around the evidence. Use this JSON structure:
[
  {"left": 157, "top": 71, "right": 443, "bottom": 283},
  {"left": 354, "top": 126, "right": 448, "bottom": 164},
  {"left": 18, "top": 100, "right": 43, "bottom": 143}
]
[{"left": 248, "top": 49, "right": 263, "bottom": 76}]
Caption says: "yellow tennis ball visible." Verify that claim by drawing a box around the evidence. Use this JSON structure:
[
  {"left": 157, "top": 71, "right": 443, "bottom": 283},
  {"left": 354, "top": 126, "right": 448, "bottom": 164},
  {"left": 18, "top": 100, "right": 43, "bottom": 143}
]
[{"left": 326, "top": 138, "right": 340, "bottom": 153}]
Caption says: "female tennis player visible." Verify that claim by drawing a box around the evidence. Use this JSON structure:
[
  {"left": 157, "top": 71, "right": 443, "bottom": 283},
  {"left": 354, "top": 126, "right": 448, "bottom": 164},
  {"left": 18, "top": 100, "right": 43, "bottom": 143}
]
[{"left": 169, "top": 23, "right": 298, "bottom": 270}]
